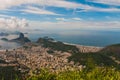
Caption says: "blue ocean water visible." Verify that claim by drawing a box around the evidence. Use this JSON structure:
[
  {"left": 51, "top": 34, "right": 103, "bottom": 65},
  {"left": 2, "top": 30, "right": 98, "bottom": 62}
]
[
  {"left": 0, "top": 30, "right": 120, "bottom": 50},
  {"left": 28, "top": 30, "right": 120, "bottom": 47}
]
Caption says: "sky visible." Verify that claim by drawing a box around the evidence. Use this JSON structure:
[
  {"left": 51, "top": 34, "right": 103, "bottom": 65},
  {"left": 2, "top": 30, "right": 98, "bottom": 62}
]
[{"left": 0, "top": 0, "right": 120, "bottom": 31}]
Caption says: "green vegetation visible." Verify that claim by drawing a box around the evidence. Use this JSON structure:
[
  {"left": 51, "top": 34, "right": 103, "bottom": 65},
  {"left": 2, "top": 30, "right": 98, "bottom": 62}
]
[
  {"left": 37, "top": 37, "right": 120, "bottom": 68},
  {"left": 27, "top": 67, "right": 120, "bottom": 80},
  {"left": 37, "top": 37, "right": 79, "bottom": 53},
  {"left": 1, "top": 38, "right": 120, "bottom": 80},
  {"left": 101, "top": 44, "right": 120, "bottom": 61},
  {"left": 68, "top": 52, "right": 120, "bottom": 69},
  {"left": 0, "top": 66, "right": 23, "bottom": 80},
  {"left": 1, "top": 67, "right": 120, "bottom": 80},
  {"left": 68, "top": 43, "right": 120, "bottom": 69}
]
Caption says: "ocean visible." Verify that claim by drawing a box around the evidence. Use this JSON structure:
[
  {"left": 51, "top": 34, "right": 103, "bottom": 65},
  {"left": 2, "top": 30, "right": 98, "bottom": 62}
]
[
  {"left": 0, "top": 29, "right": 120, "bottom": 50},
  {"left": 28, "top": 30, "right": 120, "bottom": 47}
]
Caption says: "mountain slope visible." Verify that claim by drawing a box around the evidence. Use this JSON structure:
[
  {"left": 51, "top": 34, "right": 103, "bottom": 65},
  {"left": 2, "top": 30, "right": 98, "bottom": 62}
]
[{"left": 68, "top": 44, "right": 120, "bottom": 69}]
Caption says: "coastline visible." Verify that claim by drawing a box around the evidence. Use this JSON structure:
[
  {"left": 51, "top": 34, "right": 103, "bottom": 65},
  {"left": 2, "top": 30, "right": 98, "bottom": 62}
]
[
  {"left": 63, "top": 42, "right": 103, "bottom": 53},
  {"left": 63, "top": 42, "right": 103, "bottom": 48},
  {"left": 0, "top": 41, "right": 103, "bottom": 53},
  {"left": 52, "top": 39, "right": 103, "bottom": 48}
]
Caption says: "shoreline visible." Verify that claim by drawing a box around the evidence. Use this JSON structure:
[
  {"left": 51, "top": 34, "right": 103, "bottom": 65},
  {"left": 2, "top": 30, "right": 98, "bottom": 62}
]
[
  {"left": 63, "top": 42, "right": 103, "bottom": 53},
  {"left": 0, "top": 41, "right": 103, "bottom": 52},
  {"left": 52, "top": 39, "right": 103, "bottom": 48},
  {"left": 63, "top": 42, "right": 103, "bottom": 48}
]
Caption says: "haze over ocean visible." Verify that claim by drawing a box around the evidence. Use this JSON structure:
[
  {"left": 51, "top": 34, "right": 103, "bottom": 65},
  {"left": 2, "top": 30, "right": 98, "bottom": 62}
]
[
  {"left": 28, "top": 29, "right": 120, "bottom": 47},
  {"left": 0, "top": 0, "right": 120, "bottom": 48}
]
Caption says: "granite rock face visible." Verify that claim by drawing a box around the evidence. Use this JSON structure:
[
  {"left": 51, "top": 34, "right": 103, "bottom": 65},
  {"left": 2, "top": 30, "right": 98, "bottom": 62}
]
[
  {"left": 19, "top": 33, "right": 24, "bottom": 39},
  {"left": 11, "top": 33, "right": 31, "bottom": 44}
]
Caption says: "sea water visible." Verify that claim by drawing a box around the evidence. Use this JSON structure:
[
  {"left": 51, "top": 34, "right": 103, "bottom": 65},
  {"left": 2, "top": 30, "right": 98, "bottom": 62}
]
[
  {"left": 0, "top": 29, "right": 120, "bottom": 50},
  {"left": 28, "top": 29, "right": 120, "bottom": 47}
]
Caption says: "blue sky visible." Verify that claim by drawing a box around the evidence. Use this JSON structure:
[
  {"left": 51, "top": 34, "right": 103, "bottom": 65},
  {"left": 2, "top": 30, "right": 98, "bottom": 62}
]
[{"left": 0, "top": 0, "right": 120, "bottom": 31}]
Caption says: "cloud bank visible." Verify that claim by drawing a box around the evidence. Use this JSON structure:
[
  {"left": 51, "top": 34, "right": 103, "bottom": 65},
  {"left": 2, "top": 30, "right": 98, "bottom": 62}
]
[
  {"left": 88, "top": 0, "right": 120, "bottom": 6},
  {"left": 0, "top": 17, "right": 28, "bottom": 30},
  {"left": 22, "top": 6, "right": 60, "bottom": 15},
  {"left": 29, "top": 20, "right": 120, "bottom": 31},
  {"left": 0, "top": 0, "right": 120, "bottom": 14}
]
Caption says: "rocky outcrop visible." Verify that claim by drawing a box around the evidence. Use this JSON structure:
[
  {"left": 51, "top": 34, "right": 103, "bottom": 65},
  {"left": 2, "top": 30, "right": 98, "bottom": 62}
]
[{"left": 11, "top": 33, "right": 31, "bottom": 44}]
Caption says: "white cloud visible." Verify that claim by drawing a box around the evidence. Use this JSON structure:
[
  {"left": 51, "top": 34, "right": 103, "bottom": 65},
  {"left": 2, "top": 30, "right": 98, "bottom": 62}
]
[
  {"left": 76, "top": 7, "right": 120, "bottom": 12},
  {"left": 29, "top": 20, "right": 120, "bottom": 30},
  {"left": 0, "top": 0, "right": 120, "bottom": 13},
  {"left": 0, "top": 17, "right": 28, "bottom": 30},
  {"left": 87, "top": 0, "right": 120, "bottom": 6},
  {"left": 56, "top": 18, "right": 67, "bottom": 21},
  {"left": 0, "top": 14, "right": 12, "bottom": 18},
  {"left": 56, "top": 17, "right": 82, "bottom": 22},
  {"left": 0, "top": 0, "right": 90, "bottom": 10},
  {"left": 22, "top": 6, "right": 60, "bottom": 15},
  {"left": 58, "top": 31, "right": 93, "bottom": 36},
  {"left": 72, "top": 18, "right": 82, "bottom": 21}
]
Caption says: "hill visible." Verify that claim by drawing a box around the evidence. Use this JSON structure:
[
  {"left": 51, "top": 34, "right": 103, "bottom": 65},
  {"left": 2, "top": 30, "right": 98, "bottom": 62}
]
[
  {"left": 0, "top": 37, "right": 120, "bottom": 79},
  {"left": 37, "top": 37, "right": 79, "bottom": 53},
  {"left": 11, "top": 33, "right": 31, "bottom": 44},
  {"left": 68, "top": 43, "right": 120, "bottom": 69}
]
